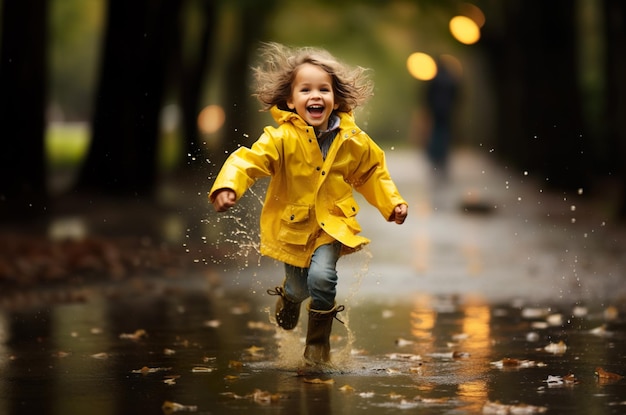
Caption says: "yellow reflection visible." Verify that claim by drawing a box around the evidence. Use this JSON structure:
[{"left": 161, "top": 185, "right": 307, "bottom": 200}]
[
  {"left": 460, "top": 3, "right": 486, "bottom": 27},
  {"left": 198, "top": 105, "right": 226, "bottom": 134},
  {"left": 410, "top": 294, "right": 435, "bottom": 340},
  {"left": 407, "top": 52, "right": 437, "bottom": 81},
  {"left": 449, "top": 16, "right": 481, "bottom": 45}
]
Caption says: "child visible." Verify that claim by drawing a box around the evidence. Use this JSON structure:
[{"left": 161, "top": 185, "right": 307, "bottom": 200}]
[{"left": 209, "top": 42, "right": 408, "bottom": 365}]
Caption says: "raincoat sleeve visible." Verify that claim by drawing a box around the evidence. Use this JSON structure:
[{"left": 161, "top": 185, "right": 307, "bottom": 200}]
[
  {"left": 350, "top": 136, "right": 407, "bottom": 221},
  {"left": 208, "top": 132, "right": 280, "bottom": 202}
]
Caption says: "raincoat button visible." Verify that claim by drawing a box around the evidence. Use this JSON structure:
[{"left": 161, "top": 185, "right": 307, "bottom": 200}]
[
  {"left": 321, "top": 222, "right": 325, "bottom": 227},
  {"left": 352, "top": 206, "right": 356, "bottom": 211},
  {"left": 290, "top": 215, "right": 295, "bottom": 220},
  {"left": 352, "top": 129, "right": 356, "bottom": 134},
  {"left": 344, "top": 134, "right": 349, "bottom": 138},
  {"left": 321, "top": 171, "right": 326, "bottom": 175},
  {"left": 316, "top": 166, "right": 320, "bottom": 171}
]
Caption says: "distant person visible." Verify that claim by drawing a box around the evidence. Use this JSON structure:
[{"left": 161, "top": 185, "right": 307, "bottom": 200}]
[
  {"left": 209, "top": 42, "right": 408, "bottom": 367},
  {"left": 425, "top": 59, "right": 459, "bottom": 177}
]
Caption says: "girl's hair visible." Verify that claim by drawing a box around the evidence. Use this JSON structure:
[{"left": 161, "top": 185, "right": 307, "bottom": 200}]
[{"left": 253, "top": 42, "right": 373, "bottom": 113}]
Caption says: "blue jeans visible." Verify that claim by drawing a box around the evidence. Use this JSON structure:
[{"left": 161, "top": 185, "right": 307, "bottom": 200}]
[{"left": 283, "top": 242, "right": 342, "bottom": 311}]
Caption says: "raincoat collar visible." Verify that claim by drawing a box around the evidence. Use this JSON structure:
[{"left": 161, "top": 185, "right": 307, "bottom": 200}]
[{"left": 269, "top": 105, "right": 359, "bottom": 136}]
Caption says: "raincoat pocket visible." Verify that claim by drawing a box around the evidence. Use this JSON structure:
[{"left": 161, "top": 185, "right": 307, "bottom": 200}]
[
  {"left": 278, "top": 204, "right": 312, "bottom": 246},
  {"left": 334, "top": 195, "right": 362, "bottom": 233},
  {"left": 334, "top": 194, "right": 360, "bottom": 217}
]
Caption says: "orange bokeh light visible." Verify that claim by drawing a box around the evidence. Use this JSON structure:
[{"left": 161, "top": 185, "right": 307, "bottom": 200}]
[
  {"left": 197, "top": 105, "right": 225, "bottom": 134},
  {"left": 407, "top": 52, "right": 437, "bottom": 81},
  {"left": 449, "top": 15, "right": 481, "bottom": 45}
]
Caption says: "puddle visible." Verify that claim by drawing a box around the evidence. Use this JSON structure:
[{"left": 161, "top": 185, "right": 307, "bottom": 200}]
[{"left": 0, "top": 277, "right": 624, "bottom": 415}]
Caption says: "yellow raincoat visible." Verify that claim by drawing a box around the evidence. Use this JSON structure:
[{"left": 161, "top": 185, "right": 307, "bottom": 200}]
[{"left": 209, "top": 106, "right": 407, "bottom": 268}]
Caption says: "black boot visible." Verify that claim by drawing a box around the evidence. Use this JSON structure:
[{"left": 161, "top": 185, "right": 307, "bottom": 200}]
[
  {"left": 303, "top": 303, "right": 345, "bottom": 364},
  {"left": 267, "top": 286, "right": 302, "bottom": 330}
]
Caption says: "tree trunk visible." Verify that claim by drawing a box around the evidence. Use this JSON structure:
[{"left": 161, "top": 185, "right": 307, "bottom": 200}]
[
  {"left": 0, "top": 0, "right": 48, "bottom": 222},
  {"left": 75, "top": 0, "right": 182, "bottom": 198},
  {"left": 216, "top": 1, "right": 276, "bottom": 169},
  {"left": 483, "top": 0, "right": 588, "bottom": 191},
  {"left": 179, "top": 0, "right": 218, "bottom": 164},
  {"left": 604, "top": 0, "right": 626, "bottom": 219}
]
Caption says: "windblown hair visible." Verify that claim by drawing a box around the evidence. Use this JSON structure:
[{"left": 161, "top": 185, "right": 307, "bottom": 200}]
[{"left": 253, "top": 42, "right": 374, "bottom": 113}]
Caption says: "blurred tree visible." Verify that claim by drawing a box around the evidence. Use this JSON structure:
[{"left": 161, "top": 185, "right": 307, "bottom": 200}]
[
  {"left": 217, "top": 0, "right": 277, "bottom": 166},
  {"left": 481, "top": 0, "right": 588, "bottom": 191},
  {"left": 75, "top": 0, "right": 182, "bottom": 198},
  {"left": 0, "top": 0, "right": 48, "bottom": 222},
  {"left": 176, "top": 0, "right": 218, "bottom": 162},
  {"left": 603, "top": 0, "right": 626, "bottom": 219}
]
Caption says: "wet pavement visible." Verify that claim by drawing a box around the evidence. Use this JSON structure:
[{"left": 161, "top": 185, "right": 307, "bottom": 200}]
[{"left": 1, "top": 148, "right": 626, "bottom": 414}]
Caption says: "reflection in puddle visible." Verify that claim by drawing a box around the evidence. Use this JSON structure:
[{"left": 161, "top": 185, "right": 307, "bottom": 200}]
[{"left": 0, "top": 280, "right": 625, "bottom": 415}]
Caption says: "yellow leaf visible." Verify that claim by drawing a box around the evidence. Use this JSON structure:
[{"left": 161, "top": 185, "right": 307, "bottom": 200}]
[{"left": 303, "top": 378, "right": 334, "bottom": 384}]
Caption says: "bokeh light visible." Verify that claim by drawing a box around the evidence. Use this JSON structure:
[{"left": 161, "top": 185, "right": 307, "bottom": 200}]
[
  {"left": 449, "top": 15, "right": 481, "bottom": 45},
  {"left": 197, "top": 105, "right": 225, "bottom": 134},
  {"left": 407, "top": 52, "right": 437, "bottom": 81}
]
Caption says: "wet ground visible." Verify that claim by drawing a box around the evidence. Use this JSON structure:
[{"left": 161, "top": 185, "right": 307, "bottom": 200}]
[{"left": 1, "top": 148, "right": 626, "bottom": 414}]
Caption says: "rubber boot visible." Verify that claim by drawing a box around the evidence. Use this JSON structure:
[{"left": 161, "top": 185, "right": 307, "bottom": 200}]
[
  {"left": 303, "top": 303, "right": 345, "bottom": 364},
  {"left": 267, "top": 286, "right": 302, "bottom": 330}
]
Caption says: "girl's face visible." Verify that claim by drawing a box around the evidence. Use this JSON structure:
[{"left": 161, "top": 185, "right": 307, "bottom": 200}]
[{"left": 287, "top": 63, "right": 339, "bottom": 131}]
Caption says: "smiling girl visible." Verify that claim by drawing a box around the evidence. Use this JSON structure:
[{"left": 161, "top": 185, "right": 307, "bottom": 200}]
[{"left": 209, "top": 42, "right": 408, "bottom": 367}]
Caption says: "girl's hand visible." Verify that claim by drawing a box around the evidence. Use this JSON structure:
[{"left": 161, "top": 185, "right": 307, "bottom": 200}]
[
  {"left": 391, "top": 204, "right": 408, "bottom": 224},
  {"left": 212, "top": 189, "right": 237, "bottom": 212}
]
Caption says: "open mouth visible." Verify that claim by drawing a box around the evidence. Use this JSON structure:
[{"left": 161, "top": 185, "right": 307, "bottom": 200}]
[{"left": 307, "top": 105, "right": 325, "bottom": 116}]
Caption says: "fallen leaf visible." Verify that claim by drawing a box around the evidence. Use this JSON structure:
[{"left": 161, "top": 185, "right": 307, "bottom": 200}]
[
  {"left": 228, "top": 360, "right": 244, "bottom": 369},
  {"left": 490, "top": 358, "right": 545, "bottom": 369},
  {"left": 521, "top": 307, "right": 551, "bottom": 319},
  {"left": 131, "top": 366, "right": 172, "bottom": 374},
  {"left": 249, "top": 389, "right": 285, "bottom": 404},
  {"left": 203, "top": 319, "right": 221, "bottom": 328},
  {"left": 119, "top": 329, "right": 147, "bottom": 341},
  {"left": 483, "top": 400, "right": 547, "bottom": 414},
  {"left": 395, "top": 337, "right": 414, "bottom": 347},
  {"left": 161, "top": 400, "right": 198, "bottom": 414},
  {"left": 543, "top": 340, "right": 567, "bottom": 354},
  {"left": 339, "top": 384, "right": 355, "bottom": 392},
  {"left": 303, "top": 378, "right": 335, "bottom": 384},
  {"left": 52, "top": 351, "right": 70, "bottom": 358},
  {"left": 387, "top": 353, "right": 422, "bottom": 361},
  {"left": 91, "top": 352, "right": 109, "bottom": 360},
  {"left": 588, "top": 325, "right": 613, "bottom": 337},
  {"left": 191, "top": 366, "right": 214, "bottom": 373},
  {"left": 595, "top": 367, "right": 624, "bottom": 381},
  {"left": 244, "top": 345, "right": 264, "bottom": 356}
]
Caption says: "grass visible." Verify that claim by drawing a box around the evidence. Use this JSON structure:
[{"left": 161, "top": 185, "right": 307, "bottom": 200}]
[
  {"left": 45, "top": 122, "right": 183, "bottom": 171},
  {"left": 46, "top": 122, "right": 90, "bottom": 168}
]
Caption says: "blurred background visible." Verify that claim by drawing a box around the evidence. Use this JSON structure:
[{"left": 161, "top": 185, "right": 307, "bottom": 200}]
[{"left": 0, "top": 0, "right": 625, "bottom": 240}]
